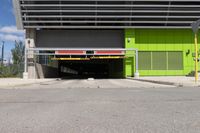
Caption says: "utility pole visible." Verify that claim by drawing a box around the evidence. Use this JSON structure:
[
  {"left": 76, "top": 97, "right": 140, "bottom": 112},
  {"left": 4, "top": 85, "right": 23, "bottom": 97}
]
[
  {"left": 1, "top": 41, "right": 4, "bottom": 66},
  {"left": 0, "top": 45, "right": 1, "bottom": 65},
  {"left": 191, "top": 19, "right": 200, "bottom": 83}
]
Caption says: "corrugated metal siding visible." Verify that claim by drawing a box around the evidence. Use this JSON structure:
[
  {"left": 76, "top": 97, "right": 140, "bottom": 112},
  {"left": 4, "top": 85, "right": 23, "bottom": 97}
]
[
  {"left": 125, "top": 29, "right": 195, "bottom": 76},
  {"left": 36, "top": 30, "right": 124, "bottom": 48}
]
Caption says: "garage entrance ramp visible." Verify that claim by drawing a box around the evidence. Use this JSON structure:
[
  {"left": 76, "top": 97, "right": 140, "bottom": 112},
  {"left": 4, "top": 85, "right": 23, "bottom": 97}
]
[{"left": 25, "top": 48, "right": 138, "bottom": 79}]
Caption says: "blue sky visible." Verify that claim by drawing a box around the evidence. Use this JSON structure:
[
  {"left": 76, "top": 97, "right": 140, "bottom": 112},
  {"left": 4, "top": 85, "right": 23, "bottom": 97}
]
[{"left": 0, "top": 0, "right": 24, "bottom": 60}]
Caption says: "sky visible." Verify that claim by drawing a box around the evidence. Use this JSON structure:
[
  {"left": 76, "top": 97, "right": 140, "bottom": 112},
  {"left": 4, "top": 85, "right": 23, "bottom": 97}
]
[{"left": 0, "top": 0, "right": 25, "bottom": 60}]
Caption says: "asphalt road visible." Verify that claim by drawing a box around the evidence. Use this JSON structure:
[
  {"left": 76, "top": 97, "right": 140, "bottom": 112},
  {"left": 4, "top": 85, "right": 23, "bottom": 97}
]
[{"left": 0, "top": 79, "right": 200, "bottom": 133}]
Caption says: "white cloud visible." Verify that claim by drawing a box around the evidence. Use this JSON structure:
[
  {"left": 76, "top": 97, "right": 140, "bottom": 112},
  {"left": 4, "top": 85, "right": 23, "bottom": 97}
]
[
  {"left": 0, "top": 26, "right": 25, "bottom": 34},
  {"left": 0, "top": 26, "right": 25, "bottom": 42},
  {"left": 0, "top": 33, "right": 24, "bottom": 42}
]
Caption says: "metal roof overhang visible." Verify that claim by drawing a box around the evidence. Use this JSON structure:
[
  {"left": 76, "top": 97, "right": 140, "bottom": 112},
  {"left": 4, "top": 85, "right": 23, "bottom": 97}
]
[{"left": 13, "top": 0, "right": 200, "bottom": 29}]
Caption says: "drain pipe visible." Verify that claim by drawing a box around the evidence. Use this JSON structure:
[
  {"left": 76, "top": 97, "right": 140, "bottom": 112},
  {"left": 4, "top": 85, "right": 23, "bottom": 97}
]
[{"left": 23, "top": 40, "right": 28, "bottom": 79}]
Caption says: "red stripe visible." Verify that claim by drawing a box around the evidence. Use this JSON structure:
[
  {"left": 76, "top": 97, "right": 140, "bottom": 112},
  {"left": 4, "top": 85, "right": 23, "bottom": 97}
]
[
  {"left": 96, "top": 50, "right": 124, "bottom": 54},
  {"left": 56, "top": 50, "right": 84, "bottom": 54}
]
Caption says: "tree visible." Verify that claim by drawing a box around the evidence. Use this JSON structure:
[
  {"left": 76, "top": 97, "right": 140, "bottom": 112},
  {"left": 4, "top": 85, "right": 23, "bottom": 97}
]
[
  {"left": 11, "top": 41, "right": 25, "bottom": 65},
  {"left": 0, "top": 41, "right": 25, "bottom": 77}
]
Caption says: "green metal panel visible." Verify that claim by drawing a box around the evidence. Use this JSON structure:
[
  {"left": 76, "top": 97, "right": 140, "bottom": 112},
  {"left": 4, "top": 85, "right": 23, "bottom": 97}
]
[{"left": 124, "top": 29, "right": 200, "bottom": 76}]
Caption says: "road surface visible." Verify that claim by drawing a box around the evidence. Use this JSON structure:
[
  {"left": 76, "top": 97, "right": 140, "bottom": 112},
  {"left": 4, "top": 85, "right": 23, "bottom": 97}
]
[{"left": 0, "top": 79, "right": 199, "bottom": 133}]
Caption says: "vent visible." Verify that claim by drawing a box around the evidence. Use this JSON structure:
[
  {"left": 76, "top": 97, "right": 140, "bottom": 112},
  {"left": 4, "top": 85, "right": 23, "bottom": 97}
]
[
  {"left": 138, "top": 51, "right": 151, "bottom": 70},
  {"left": 139, "top": 51, "right": 183, "bottom": 70},
  {"left": 13, "top": 0, "right": 200, "bottom": 29},
  {"left": 168, "top": 52, "right": 183, "bottom": 70},
  {"left": 152, "top": 52, "right": 167, "bottom": 70}
]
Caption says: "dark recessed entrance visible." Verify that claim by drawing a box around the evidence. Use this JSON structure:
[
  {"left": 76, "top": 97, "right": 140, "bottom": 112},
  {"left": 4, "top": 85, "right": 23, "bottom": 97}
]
[{"left": 58, "top": 59, "right": 124, "bottom": 79}]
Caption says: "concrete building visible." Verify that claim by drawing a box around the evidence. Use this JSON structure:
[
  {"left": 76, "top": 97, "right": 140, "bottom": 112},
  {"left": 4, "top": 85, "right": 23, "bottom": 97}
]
[{"left": 13, "top": 0, "right": 200, "bottom": 79}]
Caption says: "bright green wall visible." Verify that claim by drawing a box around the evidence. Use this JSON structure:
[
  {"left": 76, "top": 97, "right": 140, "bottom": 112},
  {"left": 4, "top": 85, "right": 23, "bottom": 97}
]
[{"left": 125, "top": 29, "right": 200, "bottom": 76}]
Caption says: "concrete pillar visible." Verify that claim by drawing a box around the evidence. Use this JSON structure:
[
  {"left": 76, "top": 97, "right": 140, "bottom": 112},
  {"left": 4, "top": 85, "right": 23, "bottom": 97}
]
[
  {"left": 24, "top": 29, "right": 59, "bottom": 79},
  {"left": 25, "top": 29, "right": 37, "bottom": 79}
]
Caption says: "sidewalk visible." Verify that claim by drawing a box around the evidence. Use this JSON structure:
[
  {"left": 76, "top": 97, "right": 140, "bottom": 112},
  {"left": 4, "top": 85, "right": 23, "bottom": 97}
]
[
  {"left": 0, "top": 78, "right": 57, "bottom": 88},
  {"left": 134, "top": 76, "right": 200, "bottom": 87}
]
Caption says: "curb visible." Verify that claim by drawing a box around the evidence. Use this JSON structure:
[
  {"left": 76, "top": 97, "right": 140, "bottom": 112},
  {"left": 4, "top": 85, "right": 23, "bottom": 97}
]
[
  {"left": 131, "top": 78, "right": 200, "bottom": 87},
  {"left": 0, "top": 79, "right": 59, "bottom": 88},
  {"left": 133, "top": 78, "right": 176, "bottom": 86}
]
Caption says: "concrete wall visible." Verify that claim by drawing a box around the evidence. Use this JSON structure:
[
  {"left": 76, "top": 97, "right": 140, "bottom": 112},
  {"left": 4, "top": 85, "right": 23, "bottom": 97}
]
[{"left": 35, "top": 63, "right": 59, "bottom": 79}]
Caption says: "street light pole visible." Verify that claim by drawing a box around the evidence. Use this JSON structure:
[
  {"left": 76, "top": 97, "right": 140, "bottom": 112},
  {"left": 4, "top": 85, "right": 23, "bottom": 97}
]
[{"left": 192, "top": 19, "right": 200, "bottom": 83}]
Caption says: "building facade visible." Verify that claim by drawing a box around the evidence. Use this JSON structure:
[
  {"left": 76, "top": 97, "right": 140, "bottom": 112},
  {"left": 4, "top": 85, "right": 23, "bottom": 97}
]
[{"left": 13, "top": 0, "right": 200, "bottom": 78}]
